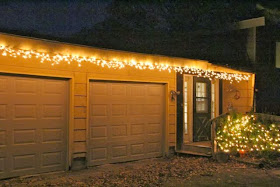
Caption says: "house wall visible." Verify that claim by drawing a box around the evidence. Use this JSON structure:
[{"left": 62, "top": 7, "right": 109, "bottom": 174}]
[
  {"left": 0, "top": 33, "right": 254, "bottom": 168},
  {"left": 0, "top": 55, "right": 177, "bottom": 163},
  {"left": 0, "top": 33, "right": 183, "bottom": 167},
  {"left": 255, "top": 26, "right": 280, "bottom": 115},
  {"left": 223, "top": 75, "right": 255, "bottom": 114}
]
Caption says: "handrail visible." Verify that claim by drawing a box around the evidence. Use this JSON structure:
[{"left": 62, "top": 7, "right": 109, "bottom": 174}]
[
  {"left": 253, "top": 113, "right": 280, "bottom": 123},
  {"left": 208, "top": 113, "right": 229, "bottom": 158},
  {"left": 209, "top": 113, "right": 229, "bottom": 123}
]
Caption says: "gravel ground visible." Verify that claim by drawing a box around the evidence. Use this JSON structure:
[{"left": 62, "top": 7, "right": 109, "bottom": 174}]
[{"left": 1, "top": 155, "right": 280, "bottom": 187}]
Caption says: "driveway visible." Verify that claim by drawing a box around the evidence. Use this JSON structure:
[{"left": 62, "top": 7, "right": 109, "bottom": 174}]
[{"left": 1, "top": 156, "right": 280, "bottom": 186}]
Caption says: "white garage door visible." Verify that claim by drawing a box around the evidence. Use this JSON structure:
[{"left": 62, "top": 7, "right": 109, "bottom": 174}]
[
  {"left": 0, "top": 74, "right": 68, "bottom": 179},
  {"left": 88, "top": 81, "right": 165, "bottom": 166}
]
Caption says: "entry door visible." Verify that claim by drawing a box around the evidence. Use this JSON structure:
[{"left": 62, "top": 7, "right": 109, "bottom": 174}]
[{"left": 193, "top": 77, "right": 211, "bottom": 142}]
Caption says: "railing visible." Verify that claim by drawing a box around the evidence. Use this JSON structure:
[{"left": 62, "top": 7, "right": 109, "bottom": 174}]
[
  {"left": 209, "top": 112, "right": 280, "bottom": 158},
  {"left": 209, "top": 113, "right": 229, "bottom": 158},
  {"left": 253, "top": 113, "right": 280, "bottom": 123}
]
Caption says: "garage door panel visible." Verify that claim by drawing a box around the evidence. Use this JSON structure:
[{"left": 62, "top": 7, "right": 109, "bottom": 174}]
[
  {"left": 0, "top": 148, "right": 7, "bottom": 157},
  {"left": 41, "top": 151, "right": 63, "bottom": 167},
  {"left": 131, "top": 86, "right": 145, "bottom": 96},
  {"left": 111, "top": 124, "right": 128, "bottom": 137},
  {"left": 111, "top": 84, "right": 127, "bottom": 96},
  {"left": 90, "top": 147, "right": 107, "bottom": 162},
  {"left": 42, "top": 128, "right": 64, "bottom": 143},
  {"left": 128, "top": 104, "right": 144, "bottom": 115},
  {"left": 89, "top": 81, "right": 165, "bottom": 166},
  {"left": 111, "top": 116, "right": 129, "bottom": 123},
  {"left": 0, "top": 74, "right": 68, "bottom": 179},
  {"left": 91, "top": 97, "right": 121, "bottom": 104},
  {"left": 8, "top": 143, "right": 64, "bottom": 153},
  {"left": 0, "top": 157, "right": 5, "bottom": 173},
  {"left": 130, "top": 123, "right": 145, "bottom": 135},
  {"left": 145, "top": 105, "right": 162, "bottom": 115},
  {"left": 43, "top": 81, "right": 67, "bottom": 95},
  {"left": 90, "top": 120, "right": 108, "bottom": 127},
  {"left": 10, "top": 122, "right": 61, "bottom": 129},
  {"left": 147, "top": 142, "right": 162, "bottom": 153},
  {"left": 13, "top": 129, "right": 36, "bottom": 145},
  {"left": 111, "top": 145, "right": 128, "bottom": 158},
  {"left": 0, "top": 130, "right": 6, "bottom": 147},
  {"left": 90, "top": 83, "right": 108, "bottom": 96},
  {"left": 131, "top": 143, "right": 145, "bottom": 156},
  {"left": 147, "top": 123, "right": 161, "bottom": 134},
  {"left": 91, "top": 104, "right": 109, "bottom": 116},
  {"left": 129, "top": 117, "right": 149, "bottom": 124},
  {"left": 40, "top": 144, "right": 66, "bottom": 153},
  {"left": 0, "top": 77, "right": 9, "bottom": 93},
  {"left": 14, "top": 79, "right": 38, "bottom": 94},
  {"left": 111, "top": 104, "right": 127, "bottom": 116},
  {"left": 145, "top": 135, "right": 161, "bottom": 142},
  {"left": 144, "top": 116, "right": 162, "bottom": 124},
  {"left": 90, "top": 126, "right": 107, "bottom": 140},
  {"left": 42, "top": 105, "right": 65, "bottom": 119},
  {"left": 39, "top": 98, "right": 66, "bottom": 104},
  {"left": 13, "top": 104, "right": 37, "bottom": 120}
]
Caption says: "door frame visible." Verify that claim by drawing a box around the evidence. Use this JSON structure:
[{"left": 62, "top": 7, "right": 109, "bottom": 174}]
[
  {"left": 86, "top": 76, "right": 169, "bottom": 166},
  {"left": 177, "top": 73, "right": 220, "bottom": 148}
]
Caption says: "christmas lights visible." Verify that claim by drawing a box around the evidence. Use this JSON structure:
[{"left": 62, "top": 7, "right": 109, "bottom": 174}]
[
  {"left": 0, "top": 45, "right": 251, "bottom": 82},
  {"left": 216, "top": 113, "right": 280, "bottom": 153}
]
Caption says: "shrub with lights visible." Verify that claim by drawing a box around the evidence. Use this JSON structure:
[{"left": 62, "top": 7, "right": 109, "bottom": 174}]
[{"left": 216, "top": 112, "right": 280, "bottom": 155}]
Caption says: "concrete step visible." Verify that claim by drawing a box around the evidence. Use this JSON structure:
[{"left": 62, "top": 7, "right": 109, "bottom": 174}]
[
  {"left": 176, "top": 142, "right": 212, "bottom": 157},
  {"left": 182, "top": 144, "right": 212, "bottom": 155},
  {"left": 175, "top": 150, "right": 212, "bottom": 157}
]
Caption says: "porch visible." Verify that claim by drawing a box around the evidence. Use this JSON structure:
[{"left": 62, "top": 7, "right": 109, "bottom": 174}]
[
  {"left": 176, "top": 113, "right": 280, "bottom": 158},
  {"left": 175, "top": 71, "right": 255, "bottom": 156}
]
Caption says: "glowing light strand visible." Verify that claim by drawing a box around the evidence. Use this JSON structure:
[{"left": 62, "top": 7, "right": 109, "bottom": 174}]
[
  {"left": 216, "top": 114, "right": 280, "bottom": 153},
  {"left": 0, "top": 45, "right": 251, "bottom": 82}
]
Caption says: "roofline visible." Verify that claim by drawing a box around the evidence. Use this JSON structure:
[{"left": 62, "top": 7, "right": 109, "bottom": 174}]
[
  {"left": 0, "top": 31, "right": 208, "bottom": 65},
  {"left": 210, "top": 63, "right": 254, "bottom": 74},
  {"left": 0, "top": 31, "right": 252, "bottom": 75}
]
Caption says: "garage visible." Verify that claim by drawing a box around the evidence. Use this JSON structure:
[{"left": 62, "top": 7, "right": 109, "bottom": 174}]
[
  {"left": 0, "top": 74, "right": 68, "bottom": 179},
  {"left": 88, "top": 81, "right": 165, "bottom": 166}
]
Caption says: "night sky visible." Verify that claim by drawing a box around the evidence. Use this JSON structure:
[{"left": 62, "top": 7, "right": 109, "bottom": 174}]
[
  {"left": 0, "top": 1, "right": 279, "bottom": 38},
  {"left": 0, "top": 1, "right": 110, "bottom": 37}
]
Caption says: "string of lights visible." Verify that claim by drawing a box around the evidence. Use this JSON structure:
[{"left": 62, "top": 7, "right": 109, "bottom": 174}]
[
  {"left": 0, "top": 45, "right": 251, "bottom": 83},
  {"left": 216, "top": 114, "right": 280, "bottom": 153}
]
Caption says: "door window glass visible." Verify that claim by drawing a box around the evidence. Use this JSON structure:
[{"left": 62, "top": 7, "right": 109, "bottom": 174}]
[
  {"left": 183, "top": 80, "right": 188, "bottom": 134},
  {"left": 196, "top": 82, "right": 208, "bottom": 113}
]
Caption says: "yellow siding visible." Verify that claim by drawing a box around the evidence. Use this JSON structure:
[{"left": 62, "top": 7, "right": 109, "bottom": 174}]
[
  {"left": 0, "top": 37, "right": 177, "bottom": 161},
  {"left": 223, "top": 75, "right": 255, "bottom": 113}
]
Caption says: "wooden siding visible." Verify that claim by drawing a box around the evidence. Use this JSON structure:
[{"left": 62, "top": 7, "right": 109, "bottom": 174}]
[
  {"left": 223, "top": 75, "right": 255, "bottom": 113},
  {"left": 0, "top": 33, "right": 180, "bottom": 165}
]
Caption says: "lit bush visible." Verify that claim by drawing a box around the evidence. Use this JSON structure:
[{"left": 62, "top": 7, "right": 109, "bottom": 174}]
[{"left": 216, "top": 112, "right": 280, "bottom": 153}]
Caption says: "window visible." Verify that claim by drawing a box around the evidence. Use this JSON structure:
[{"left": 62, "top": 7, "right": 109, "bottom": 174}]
[
  {"left": 183, "top": 80, "right": 188, "bottom": 134},
  {"left": 276, "top": 42, "right": 280, "bottom": 68},
  {"left": 196, "top": 82, "right": 208, "bottom": 113},
  {"left": 211, "top": 82, "right": 215, "bottom": 119}
]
